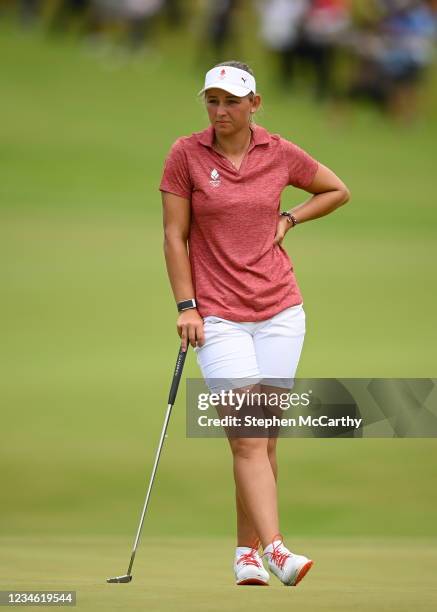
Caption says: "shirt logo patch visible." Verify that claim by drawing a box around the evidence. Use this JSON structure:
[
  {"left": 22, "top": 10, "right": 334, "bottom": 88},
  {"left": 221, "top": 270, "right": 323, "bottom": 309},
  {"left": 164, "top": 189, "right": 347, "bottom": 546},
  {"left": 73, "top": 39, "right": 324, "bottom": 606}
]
[{"left": 209, "top": 168, "right": 221, "bottom": 187}]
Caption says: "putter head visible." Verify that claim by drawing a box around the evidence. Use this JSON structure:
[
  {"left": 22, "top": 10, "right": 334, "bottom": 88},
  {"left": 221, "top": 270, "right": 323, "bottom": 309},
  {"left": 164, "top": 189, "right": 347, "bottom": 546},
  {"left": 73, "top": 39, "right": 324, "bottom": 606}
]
[{"left": 106, "top": 574, "right": 132, "bottom": 583}]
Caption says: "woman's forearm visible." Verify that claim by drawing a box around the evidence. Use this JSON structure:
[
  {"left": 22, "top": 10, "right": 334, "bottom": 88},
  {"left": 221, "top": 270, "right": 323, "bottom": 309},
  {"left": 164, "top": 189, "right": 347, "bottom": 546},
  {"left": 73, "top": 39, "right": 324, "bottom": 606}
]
[
  {"left": 164, "top": 236, "right": 196, "bottom": 304},
  {"left": 290, "top": 188, "right": 350, "bottom": 224}
]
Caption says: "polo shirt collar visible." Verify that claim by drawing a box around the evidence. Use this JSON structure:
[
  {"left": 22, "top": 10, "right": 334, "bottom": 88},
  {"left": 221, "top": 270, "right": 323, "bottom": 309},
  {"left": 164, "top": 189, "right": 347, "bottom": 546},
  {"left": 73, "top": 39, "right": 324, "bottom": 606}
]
[{"left": 197, "top": 124, "right": 270, "bottom": 149}]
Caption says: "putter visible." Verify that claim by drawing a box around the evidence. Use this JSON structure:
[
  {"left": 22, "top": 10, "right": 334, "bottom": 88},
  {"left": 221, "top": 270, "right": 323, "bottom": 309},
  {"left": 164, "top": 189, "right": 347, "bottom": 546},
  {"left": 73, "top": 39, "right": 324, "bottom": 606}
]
[{"left": 107, "top": 343, "right": 189, "bottom": 583}]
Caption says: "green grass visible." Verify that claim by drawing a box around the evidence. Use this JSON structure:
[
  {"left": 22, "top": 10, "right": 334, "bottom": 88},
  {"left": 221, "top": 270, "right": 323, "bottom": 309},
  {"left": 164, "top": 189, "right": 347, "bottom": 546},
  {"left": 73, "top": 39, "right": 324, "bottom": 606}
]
[
  {"left": 2, "top": 212, "right": 437, "bottom": 540},
  {"left": 1, "top": 16, "right": 437, "bottom": 611},
  {"left": 1, "top": 537, "right": 436, "bottom": 611}
]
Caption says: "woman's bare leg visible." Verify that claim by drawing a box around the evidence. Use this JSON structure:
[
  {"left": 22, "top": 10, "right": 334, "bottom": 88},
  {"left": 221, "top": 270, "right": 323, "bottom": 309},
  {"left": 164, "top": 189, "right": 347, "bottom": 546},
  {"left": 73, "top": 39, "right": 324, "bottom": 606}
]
[
  {"left": 230, "top": 435, "right": 278, "bottom": 549},
  {"left": 232, "top": 384, "right": 283, "bottom": 547},
  {"left": 235, "top": 436, "right": 278, "bottom": 546},
  {"left": 218, "top": 384, "right": 282, "bottom": 548}
]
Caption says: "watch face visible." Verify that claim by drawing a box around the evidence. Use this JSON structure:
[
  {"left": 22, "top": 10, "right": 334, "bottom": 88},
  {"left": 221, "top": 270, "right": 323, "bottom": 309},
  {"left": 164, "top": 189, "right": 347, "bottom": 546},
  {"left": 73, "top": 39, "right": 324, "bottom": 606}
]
[{"left": 178, "top": 299, "right": 196, "bottom": 312}]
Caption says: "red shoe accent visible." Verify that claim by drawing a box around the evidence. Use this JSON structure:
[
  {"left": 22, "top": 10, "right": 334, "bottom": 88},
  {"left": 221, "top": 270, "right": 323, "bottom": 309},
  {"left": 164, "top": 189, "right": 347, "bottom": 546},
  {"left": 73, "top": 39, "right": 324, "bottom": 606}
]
[
  {"left": 236, "top": 547, "right": 262, "bottom": 568},
  {"left": 293, "top": 560, "right": 314, "bottom": 586},
  {"left": 263, "top": 534, "right": 291, "bottom": 570},
  {"left": 237, "top": 578, "right": 269, "bottom": 586}
]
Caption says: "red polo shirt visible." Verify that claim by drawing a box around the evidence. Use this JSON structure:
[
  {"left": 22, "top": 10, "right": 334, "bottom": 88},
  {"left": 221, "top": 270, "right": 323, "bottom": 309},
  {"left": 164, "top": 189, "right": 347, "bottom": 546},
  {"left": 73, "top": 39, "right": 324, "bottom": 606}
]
[{"left": 159, "top": 124, "right": 318, "bottom": 322}]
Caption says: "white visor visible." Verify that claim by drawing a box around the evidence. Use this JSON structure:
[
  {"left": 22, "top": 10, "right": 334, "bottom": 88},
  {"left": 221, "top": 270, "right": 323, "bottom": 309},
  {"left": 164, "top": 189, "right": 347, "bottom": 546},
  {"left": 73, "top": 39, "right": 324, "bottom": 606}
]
[{"left": 198, "top": 66, "right": 256, "bottom": 97}]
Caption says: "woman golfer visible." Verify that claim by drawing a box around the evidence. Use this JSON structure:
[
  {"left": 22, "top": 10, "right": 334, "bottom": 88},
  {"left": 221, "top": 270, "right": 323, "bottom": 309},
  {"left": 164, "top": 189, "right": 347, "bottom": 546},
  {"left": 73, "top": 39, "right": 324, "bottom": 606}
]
[{"left": 160, "top": 61, "right": 350, "bottom": 586}]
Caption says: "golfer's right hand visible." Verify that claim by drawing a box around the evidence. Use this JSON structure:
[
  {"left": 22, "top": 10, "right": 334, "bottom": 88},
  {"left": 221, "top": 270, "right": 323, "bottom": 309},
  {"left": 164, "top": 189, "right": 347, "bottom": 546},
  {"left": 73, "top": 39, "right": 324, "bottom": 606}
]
[{"left": 177, "top": 309, "right": 205, "bottom": 351}]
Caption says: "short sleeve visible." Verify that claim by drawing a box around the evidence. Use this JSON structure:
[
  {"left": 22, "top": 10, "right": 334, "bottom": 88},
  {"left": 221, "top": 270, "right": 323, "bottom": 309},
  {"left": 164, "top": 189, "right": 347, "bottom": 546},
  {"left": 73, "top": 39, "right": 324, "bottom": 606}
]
[
  {"left": 280, "top": 138, "right": 319, "bottom": 190},
  {"left": 159, "top": 139, "right": 192, "bottom": 199}
]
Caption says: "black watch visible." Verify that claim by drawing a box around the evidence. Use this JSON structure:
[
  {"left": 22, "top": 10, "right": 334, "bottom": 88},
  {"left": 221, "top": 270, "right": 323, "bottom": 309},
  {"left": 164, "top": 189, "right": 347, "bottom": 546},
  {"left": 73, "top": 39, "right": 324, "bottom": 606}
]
[{"left": 177, "top": 298, "right": 197, "bottom": 312}]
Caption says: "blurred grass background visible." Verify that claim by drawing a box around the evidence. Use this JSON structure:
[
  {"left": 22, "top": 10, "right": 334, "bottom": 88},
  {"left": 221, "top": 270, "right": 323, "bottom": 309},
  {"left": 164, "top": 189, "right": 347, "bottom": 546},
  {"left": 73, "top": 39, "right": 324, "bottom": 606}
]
[{"left": 1, "top": 5, "right": 437, "bottom": 557}]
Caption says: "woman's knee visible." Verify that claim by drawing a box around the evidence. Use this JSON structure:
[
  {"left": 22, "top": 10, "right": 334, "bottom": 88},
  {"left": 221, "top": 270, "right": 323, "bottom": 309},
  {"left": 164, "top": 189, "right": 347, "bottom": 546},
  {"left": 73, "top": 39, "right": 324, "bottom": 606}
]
[{"left": 229, "top": 437, "right": 268, "bottom": 459}]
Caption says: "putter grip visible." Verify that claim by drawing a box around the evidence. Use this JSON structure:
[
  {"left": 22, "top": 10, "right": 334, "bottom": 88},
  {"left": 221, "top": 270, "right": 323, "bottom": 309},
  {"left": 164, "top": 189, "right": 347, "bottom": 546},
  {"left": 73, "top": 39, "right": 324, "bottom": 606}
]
[{"left": 167, "top": 344, "right": 188, "bottom": 405}]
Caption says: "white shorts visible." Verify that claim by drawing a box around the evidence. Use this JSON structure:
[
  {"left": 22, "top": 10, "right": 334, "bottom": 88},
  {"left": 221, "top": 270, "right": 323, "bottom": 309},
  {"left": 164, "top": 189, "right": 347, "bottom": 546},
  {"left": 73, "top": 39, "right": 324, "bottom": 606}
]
[{"left": 194, "top": 304, "right": 306, "bottom": 392}]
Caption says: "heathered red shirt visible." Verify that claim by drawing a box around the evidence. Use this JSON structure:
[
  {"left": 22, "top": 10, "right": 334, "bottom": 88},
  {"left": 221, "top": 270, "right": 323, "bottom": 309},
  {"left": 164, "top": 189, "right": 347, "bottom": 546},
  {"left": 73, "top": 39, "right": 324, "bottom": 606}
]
[{"left": 159, "top": 124, "right": 318, "bottom": 322}]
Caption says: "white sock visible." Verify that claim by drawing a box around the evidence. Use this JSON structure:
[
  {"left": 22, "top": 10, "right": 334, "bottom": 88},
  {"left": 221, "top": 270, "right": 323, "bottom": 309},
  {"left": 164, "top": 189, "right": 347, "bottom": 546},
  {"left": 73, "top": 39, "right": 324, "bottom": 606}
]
[{"left": 236, "top": 546, "right": 254, "bottom": 557}]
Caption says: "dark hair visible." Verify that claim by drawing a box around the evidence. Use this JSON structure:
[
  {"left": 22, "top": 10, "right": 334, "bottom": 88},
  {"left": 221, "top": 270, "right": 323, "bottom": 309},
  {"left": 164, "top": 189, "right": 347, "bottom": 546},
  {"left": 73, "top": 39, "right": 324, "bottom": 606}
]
[{"left": 213, "top": 60, "right": 256, "bottom": 98}]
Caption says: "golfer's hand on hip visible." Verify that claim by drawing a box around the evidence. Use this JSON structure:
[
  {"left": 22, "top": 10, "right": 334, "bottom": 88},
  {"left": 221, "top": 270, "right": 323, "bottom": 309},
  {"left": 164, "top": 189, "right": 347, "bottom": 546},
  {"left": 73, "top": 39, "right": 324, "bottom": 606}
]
[
  {"left": 273, "top": 217, "right": 292, "bottom": 246},
  {"left": 177, "top": 309, "right": 205, "bottom": 351}
]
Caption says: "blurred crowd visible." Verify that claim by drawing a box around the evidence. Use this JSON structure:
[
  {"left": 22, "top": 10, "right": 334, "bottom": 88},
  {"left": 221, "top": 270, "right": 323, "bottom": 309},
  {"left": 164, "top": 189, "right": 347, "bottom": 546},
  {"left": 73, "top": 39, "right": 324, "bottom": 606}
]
[
  {"left": 9, "top": 1, "right": 184, "bottom": 45},
  {"left": 255, "top": 0, "right": 437, "bottom": 120},
  {"left": 2, "top": 0, "right": 437, "bottom": 120}
]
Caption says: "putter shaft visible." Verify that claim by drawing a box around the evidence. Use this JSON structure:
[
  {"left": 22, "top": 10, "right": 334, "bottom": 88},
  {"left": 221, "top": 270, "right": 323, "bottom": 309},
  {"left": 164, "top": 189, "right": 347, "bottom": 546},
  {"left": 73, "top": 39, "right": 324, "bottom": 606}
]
[{"left": 107, "top": 344, "right": 188, "bottom": 583}]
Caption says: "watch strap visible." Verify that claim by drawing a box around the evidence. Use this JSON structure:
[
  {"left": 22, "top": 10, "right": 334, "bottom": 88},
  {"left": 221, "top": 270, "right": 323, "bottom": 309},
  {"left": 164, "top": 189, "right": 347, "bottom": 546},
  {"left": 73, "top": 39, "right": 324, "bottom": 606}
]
[{"left": 177, "top": 298, "right": 197, "bottom": 312}]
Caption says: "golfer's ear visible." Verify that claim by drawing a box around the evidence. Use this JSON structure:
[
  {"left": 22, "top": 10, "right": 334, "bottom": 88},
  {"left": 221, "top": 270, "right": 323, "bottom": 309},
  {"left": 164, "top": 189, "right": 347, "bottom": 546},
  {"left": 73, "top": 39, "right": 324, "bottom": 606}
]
[
  {"left": 162, "top": 192, "right": 191, "bottom": 241},
  {"left": 305, "top": 164, "right": 350, "bottom": 201}
]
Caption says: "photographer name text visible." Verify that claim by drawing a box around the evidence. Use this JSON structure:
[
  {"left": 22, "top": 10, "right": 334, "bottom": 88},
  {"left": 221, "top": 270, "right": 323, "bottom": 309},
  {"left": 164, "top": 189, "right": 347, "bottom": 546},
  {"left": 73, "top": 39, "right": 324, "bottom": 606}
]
[{"left": 197, "top": 415, "right": 363, "bottom": 429}]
